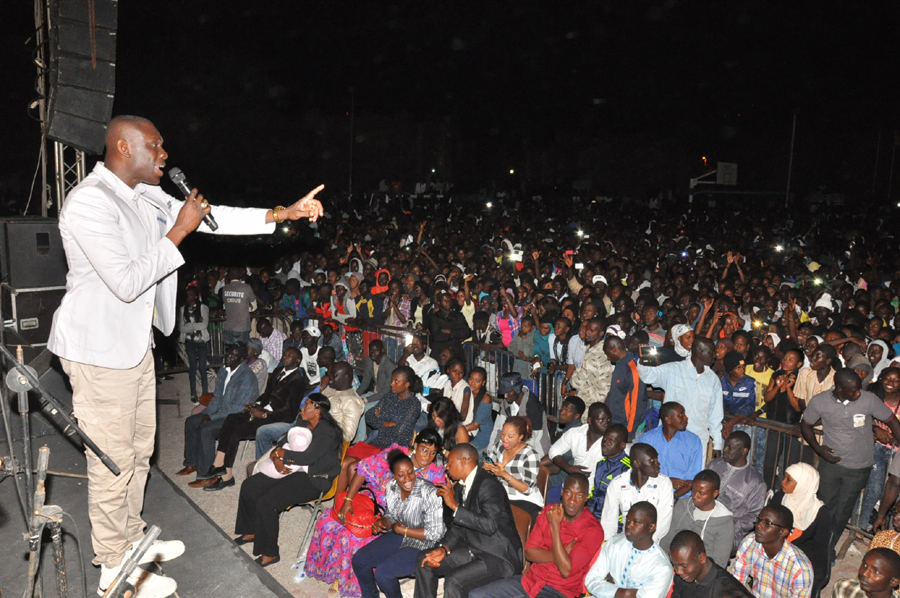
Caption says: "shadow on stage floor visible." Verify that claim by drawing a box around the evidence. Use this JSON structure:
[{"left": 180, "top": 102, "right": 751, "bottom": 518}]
[{"left": 0, "top": 432, "right": 292, "bottom": 598}]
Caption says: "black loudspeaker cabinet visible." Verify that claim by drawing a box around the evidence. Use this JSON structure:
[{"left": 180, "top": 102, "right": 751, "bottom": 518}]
[
  {"left": 46, "top": 0, "right": 118, "bottom": 154},
  {"left": 0, "top": 217, "right": 68, "bottom": 289},
  {"left": 1, "top": 285, "right": 67, "bottom": 347},
  {"left": 0, "top": 349, "right": 77, "bottom": 444}
]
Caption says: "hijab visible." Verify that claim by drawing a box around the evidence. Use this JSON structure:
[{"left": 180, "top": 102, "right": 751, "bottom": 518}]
[
  {"left": 782, "top": 462, "right": 824, "bottom": 531},
  {"left": 671, "top": 323, "right": 692, "bottom": 358},
  {"left": 871, "top": 340, "right": 892, "bottom": 381},
  {"left": 372, "top": 269, "right": 391, "bottom": 295}
]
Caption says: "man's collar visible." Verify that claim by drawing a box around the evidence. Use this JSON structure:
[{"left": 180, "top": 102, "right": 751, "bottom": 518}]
[{"left": 281, "top": 367, "right": 298, "bottom": 377}]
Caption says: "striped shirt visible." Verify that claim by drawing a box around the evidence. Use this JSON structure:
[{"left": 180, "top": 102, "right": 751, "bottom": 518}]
[
  {"left": 383, "top": 477, "right": 445, "bottom": 551},
  {"left": 732, "top": 535, "right": 813, "bottom": 598}
]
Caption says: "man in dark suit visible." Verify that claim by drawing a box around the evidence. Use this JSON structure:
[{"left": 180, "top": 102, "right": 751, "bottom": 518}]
[
  {"left": 355, "top": 339, "right": 396, "bottom": 443},
  {"left": 415, "top": 443, "right": 522, "bottom": 598},
  {"left": 358, "top": 339, "right": 396, "bottom": 399},
  {"left": 188, "top": 347, "right": 305, "bottom": 490}
]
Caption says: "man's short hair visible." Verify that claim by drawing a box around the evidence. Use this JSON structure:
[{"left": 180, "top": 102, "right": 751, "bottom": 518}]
[
  {"left": 588, "top": 401, "right": 611, "bottom": 419},
  {"left": 450, "top": 443, "right": 477, "bottom": 462},
  {"left": 368, "top": 338, "right": 384, "bottom": 351},
  {"left": 630, "top": 500, "right": 657, "bottom": 524},
  {"left": 817, "top": 343, "right": 837, "bottom": 363},
  {"left": 835, "top": 367, "right": 862, "bottom": 388},
  {"left": 670, "top": 530, "right": 706, "bottom": 555},
  {"left": 768, "top": 504, "right": 794, "bottom": 530},
  {"left": 728, "top": 430, "right": 752, "bottom": 452},
  {"left": 630, "top": 442, "right": 655, "bottom": 464},
  {"left": 564, "top": 472, "right": 589, "bottom": 492},
  {"left": 693, "top": 469, "right": 721, "bottom": 491},
  {"left": 659, "top": 402, "right": 683, "bottom": 421},
  {"left": 562, "top": 396, "right": 586, "bottom": 416}
]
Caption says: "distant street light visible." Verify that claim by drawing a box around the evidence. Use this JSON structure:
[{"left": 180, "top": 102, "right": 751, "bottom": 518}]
[{"left": 509, "top": 169, "right": 515, "bottom": 174}]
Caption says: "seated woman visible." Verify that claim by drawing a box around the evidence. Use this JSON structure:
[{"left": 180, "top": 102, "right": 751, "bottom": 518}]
[
  {"left": 233, "top": 393, "right": 342, "bottom": 567},
  {"left": 337, "top": 366, "right": 423, "bottom": 491},
  {"left": 305, "top": 429, "right": 444, "bottom": 597},
  {"left": 769, "top": 462, "right": 831, "bottom": 597},
  {"left": 482, "top": 415, "right": 544, "bottom": 522},
  {"left": 427, "top": 398, "right": 470, "bottom": 457},
  {"left": 351, "top": 449, "right": 446, "bottom": 598}
]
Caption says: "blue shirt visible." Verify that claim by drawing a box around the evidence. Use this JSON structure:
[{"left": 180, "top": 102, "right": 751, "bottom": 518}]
[
  {"left": 722, "top": 374, "right": 757, "bottom": 417},
  {"left": 637, "top": 360, "right": 725, "bottom": 450},
  {"left": 640, "top": 426, "right": 703, "bottom": 490},
  {"left": 586, "top": 451, "right": 632, "bottom": 518}
]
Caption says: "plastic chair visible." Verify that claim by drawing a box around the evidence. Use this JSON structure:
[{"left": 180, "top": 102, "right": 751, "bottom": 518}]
[
  {"left": 294, "top": 441, "right": 351, "bottom": 560},
  {"left": 510, "top": 504, "right": 534, "bottom": 574}
]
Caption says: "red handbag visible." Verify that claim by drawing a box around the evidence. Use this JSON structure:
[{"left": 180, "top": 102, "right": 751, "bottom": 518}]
[{"left": 331, "top": 488, "right": 381, "bottom": 538}]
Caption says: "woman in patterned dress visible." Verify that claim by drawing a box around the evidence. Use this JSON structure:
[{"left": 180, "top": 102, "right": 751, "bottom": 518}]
[{"left": 303, "top": 429, "right": 444, "bottom": 597}]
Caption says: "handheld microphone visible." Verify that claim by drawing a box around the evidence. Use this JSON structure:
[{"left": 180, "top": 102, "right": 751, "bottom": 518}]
[{"left": 168, "top": 167, "right": 218, "bottom": 231}]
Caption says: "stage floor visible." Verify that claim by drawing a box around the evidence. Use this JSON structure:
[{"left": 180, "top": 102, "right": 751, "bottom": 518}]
[{"left": 0, "top": 431, "right": 293, "bottom": 598}]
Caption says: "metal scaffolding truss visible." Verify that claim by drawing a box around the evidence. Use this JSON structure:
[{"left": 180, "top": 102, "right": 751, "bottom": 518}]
[{"left": 52, "top": 142, "right": 85, "bottom": 212}]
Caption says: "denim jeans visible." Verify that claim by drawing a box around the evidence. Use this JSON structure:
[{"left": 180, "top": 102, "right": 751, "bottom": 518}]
[
  {"left": 184, "top": 340, "right": 208, "bottom": 397},
  {"left": 858, "top": 443, "right": 897, "bottom": 530},
  {"left": 255, "top": 422, "right": 291, "bottom": 459}
]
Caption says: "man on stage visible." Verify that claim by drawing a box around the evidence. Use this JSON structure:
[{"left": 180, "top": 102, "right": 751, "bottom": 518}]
[{"left": 47, "top": 114, "right": 324, "bottom": 598}]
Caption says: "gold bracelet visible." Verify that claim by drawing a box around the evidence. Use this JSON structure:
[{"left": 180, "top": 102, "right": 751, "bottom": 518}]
[{"left": 273, "top": 205, "right": 286, "bottom": 223}]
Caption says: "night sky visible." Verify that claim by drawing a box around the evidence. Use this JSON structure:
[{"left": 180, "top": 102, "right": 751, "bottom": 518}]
[{"left": 3, "top": 1, "right": 900, "bottom": 210}]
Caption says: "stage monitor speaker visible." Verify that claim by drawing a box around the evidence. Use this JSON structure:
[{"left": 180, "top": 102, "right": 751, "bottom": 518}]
[
  {"left": 46, "top": 0, "right": 118, "bottom": 155},
  {"left": 0, "top": 349, "right": 77, "bottom": 445},
  {"left": 0, "top": 218, "right": 68, "bottom": 289}
]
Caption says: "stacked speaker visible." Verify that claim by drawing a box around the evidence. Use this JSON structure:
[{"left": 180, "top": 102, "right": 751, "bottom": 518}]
[{"left": 46, "top": 0, "right": 118, "bottom": 155}]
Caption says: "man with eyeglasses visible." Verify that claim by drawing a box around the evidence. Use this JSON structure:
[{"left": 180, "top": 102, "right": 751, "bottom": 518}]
[{"left": 732, "top": 505, "right": 813, "bottom": 598}]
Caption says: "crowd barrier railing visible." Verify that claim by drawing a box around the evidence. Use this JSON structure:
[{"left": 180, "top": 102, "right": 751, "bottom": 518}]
[
  {"left": 462, "top": 342, "right": 566, "bottom": 420},
  {"left": 161, "top": 312, "right": 294, "bottom": 375},
  {"left": 725, "top": 413, "right": 877, "bottom": 555}
]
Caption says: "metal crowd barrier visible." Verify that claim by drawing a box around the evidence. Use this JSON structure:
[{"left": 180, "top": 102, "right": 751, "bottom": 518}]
[
  {"left": 727, "top": 413, "right": 879, "bottom": 552},
  {"left": 462, "top": 343, "right": 566, "bottom": 420},
  {"left": 161, "top": 312, "right": 294, "bottom": 374}
]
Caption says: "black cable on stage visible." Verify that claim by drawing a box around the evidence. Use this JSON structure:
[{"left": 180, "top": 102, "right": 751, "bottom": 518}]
[{"left": 62, "top": 510, "right": 88, "bottom": 598}]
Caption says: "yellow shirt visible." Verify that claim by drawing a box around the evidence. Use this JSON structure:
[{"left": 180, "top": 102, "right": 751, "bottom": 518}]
[{"left": 747, "top": 367, "right": 774, "bottom": 414}]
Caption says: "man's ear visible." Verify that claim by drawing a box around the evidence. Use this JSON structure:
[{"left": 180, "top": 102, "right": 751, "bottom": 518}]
[{"left": 116, "top": 138, "right": 131, "bottom": 158}]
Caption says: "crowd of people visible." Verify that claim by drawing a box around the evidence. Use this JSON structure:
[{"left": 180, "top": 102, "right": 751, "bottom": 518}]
[{"left": 157, "top": 195, "right": 900, "bottom": 598}]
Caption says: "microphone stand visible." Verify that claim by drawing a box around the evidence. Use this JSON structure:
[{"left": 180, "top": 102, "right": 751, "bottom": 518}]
[{"left": 0, "top": 343, "right": 120, "bottom": 479}]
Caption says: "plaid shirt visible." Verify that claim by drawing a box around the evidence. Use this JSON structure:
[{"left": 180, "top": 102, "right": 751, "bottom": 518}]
[
  {"left": 383, "top": 477, "right": 445, "bottom": 550},
  {"left": 832, "top": 578, "right": 900, "bottom": 598},
  {"left": 487, "top": 443, "right": 543, "bottom": 506},
  {"left": 732, "top": 535, "right": 813, "bottom": 598}
]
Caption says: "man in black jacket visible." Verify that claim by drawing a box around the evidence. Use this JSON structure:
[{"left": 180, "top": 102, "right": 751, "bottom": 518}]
[
  {"left": 428, "top": 292, "right": 471, "bottom": 360},
  {"left": 415, "top": 443, "right": 522, "bottom": 598},
  {"left": 200, "top": 347, "right": 306, "bottom": 491},
  {"left": 670, "top": 530, "right": 751, "bottom": 598}
]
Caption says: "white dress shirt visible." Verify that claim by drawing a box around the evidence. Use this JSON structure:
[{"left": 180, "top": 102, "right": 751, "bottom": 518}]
[
  {"left": 584, "top": 533, "right": 674, "bottom": 598},
  {"left": 547, "top": 425, "right": 606, "bottom": 488},
  {"left": 600, "top": 470, "right": 674, "bottom": 543}
]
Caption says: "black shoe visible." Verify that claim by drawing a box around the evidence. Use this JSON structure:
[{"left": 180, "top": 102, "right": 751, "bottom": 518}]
[
  {"left": 190, "top": 395, "right": 199, "bottom": 404},
  {"left": 203, "top": 476, "right": 235, "bottom": 491},
  {"left": 255, "top": 555, "right": 280, "bottom": 568},
  {"left": 210, "top": 465, "right": 227, "bottom": 477},
  {"left": 234, "top": 535, "right": 254, "bottom": 546}
]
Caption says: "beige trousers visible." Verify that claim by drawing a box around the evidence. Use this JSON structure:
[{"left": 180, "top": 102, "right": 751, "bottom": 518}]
[{"left": 61, "top": 350, "right": 156, "bottom": 567}]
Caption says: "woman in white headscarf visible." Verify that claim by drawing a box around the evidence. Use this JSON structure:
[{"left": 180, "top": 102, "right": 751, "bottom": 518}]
[
  {"left": 869, "top": 340, "right": 892, "bottom": 382},
  {"left": 670, "top": 323, "right": 694, "bottom": 359},
  {"left": 770, "top": 462, "right": 831, "bottom": 597}
]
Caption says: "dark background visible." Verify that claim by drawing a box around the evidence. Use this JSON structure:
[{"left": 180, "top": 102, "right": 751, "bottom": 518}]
[{"left": 3, "top": 1, "right": 900, "bottom": 210}]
